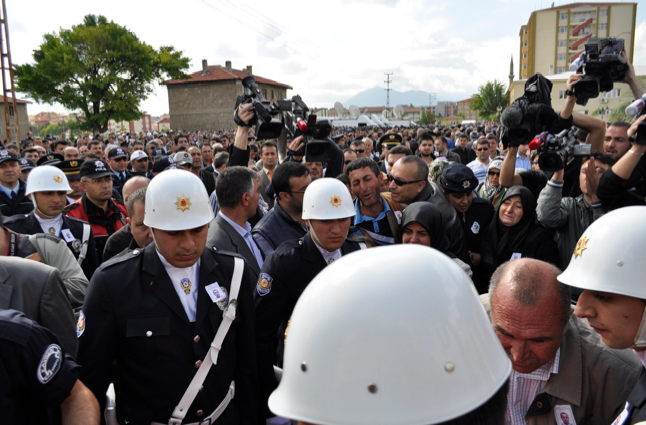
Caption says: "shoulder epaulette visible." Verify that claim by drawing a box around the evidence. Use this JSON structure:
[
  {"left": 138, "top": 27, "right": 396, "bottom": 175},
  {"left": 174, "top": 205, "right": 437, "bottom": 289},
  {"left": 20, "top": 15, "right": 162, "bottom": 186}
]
[
  {"left": 2, "top": 214, "right": 28, "bottom": 223},
  {"left": 210, "top": 246, "right": 245, "bottom": 260},
  {"left": 100, "top": 248, "right": 141, "bottom": 269},
  {"left": 274, "top": 238, "right": 303, "bottom": 256},
  {"left": 64, "top": 215, "right": 89, "bottom": 225},
  {"left": 62, "top": 202, "right": 80, "bottom": 214}
]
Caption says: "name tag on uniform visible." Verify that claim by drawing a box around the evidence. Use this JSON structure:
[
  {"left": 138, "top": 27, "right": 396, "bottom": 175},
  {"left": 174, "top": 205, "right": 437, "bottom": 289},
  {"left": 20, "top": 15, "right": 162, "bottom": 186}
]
[
  {"left": 510, "top": 252, "right": 522, "bottom": 260},
  {"left": 61, "top": 229, "right": 75, "bottom": 243},
  {"left": 205, "top": 282, "right": 227, "bottom": 303},
  {"left": 554, "top": 405, "right": 577, "bottom": 425}
]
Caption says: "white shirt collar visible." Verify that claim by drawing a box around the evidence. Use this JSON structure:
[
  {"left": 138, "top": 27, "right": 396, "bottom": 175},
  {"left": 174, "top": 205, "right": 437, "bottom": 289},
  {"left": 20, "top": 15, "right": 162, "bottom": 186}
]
[{"left": 313, "top": 241, "right": 342, "bottom": 264}]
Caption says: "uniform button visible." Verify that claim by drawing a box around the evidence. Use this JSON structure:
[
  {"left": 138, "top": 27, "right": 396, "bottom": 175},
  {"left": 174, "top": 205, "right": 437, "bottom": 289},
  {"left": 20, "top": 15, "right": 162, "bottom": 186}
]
[
  {"left": 146, "top": 331, "right": 152, "bottom": 337},
  {"left": 132, "top": 249, "right": 139, "bottom": 255},
  {"left": 193, "top": 335, "right": 200, "bottom": 343},
  {"left": 196, "top": 410, "right": 204, "bottom": 417},
  {"left": 195, "top": 360, "right": 202, "bottom": 368}
]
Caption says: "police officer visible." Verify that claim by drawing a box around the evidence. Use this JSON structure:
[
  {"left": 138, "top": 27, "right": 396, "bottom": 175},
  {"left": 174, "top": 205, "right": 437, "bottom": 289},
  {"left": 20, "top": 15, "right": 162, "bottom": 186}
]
[
  {"left": 77, "top": 169, "right": 258, "bottom": 425},
  {"left": 268, "top": 245, "right": 511, "bottom": 425},
  {"left": 437, "top": 163, "right": 495, "bottom": 291},
  {"left": 4, "top": 165, "right": 99, "bottom": 280},
  {"left": 0, "top": 309, "right": 100, "bottom": 425},
  {"left": 559, "top": 206, "right": 646, "bottom": 425},
  {"left": 376, "top": 134, "right": 403, "bottom": 173},
  {"left": 106, "top": 146, "right": 135, "bottom": 197},
  {"left": 64, "top": 159, "right": 128, "bottom": 262},
  {"left": 0, "top": 149, "right": 33, "bottom": 217},
  {"left": 56, "top": 159, "right": 85, "bottom": 205},
  {"left": 255, "top": 178, "right": 364, "bottom": 421}
]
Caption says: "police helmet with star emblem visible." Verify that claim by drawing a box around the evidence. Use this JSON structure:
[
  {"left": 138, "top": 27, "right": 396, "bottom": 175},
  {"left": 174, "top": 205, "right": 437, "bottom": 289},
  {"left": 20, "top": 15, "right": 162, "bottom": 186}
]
[
  {"left": 26, "top": 165, "right": 72, "bottom": 195},
  {"left": 301, "top": 177, "right": 355, "bottom": 220}
]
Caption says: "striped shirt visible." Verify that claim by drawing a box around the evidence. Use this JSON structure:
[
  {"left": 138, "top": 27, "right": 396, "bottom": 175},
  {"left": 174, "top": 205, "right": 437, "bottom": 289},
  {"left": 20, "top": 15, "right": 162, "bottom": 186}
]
[{"left": 506, "top": 349, "right": 561, "bottom": 425}]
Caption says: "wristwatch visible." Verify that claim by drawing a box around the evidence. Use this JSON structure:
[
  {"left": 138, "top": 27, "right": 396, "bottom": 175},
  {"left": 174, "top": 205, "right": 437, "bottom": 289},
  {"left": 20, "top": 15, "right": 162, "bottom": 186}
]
[{"left": 565, "top": 89, "right": 575, "bottom": 97}]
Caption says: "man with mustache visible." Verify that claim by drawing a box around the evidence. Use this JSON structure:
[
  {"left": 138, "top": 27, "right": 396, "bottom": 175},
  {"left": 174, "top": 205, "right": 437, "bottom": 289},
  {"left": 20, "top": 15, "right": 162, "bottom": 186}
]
[
  {"left": 483, "top": 258, "right": 641, "bottom": 425},
  {"left": 0, "top": 150, "right": 33, "bottom": 217}
]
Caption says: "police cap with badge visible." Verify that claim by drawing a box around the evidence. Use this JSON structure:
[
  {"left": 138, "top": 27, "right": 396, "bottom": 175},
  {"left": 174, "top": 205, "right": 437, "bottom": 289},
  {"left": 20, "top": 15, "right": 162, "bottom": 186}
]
[
  {"left": 19, "top": 158, "right": 35, "bottom": 171},
  {"left": 152, "top": 156, "right": 175, "bottom": 174},
  {"left": 36, "top": 153, "right": 64, "bottom": 166},
  {"left": 80, "top": 159, "right": 112, "bottom": 179},
  {"left": 107, "top": 147, "right": 128, "bottom": 160},
  {"left": 172, "top": 151, "right": 192, "bottom": 167},
  {"left": 376, "top": 133, "right": 403, "bottom": 153},
  {"left": 438, "top": 163, "right": 479, "bottom": 193},
  {"left": 56, "top": 159, "right": 84, "bottom": 180},
  {"left": 0, "top": 149, "right": 19, "bottom": 164}
]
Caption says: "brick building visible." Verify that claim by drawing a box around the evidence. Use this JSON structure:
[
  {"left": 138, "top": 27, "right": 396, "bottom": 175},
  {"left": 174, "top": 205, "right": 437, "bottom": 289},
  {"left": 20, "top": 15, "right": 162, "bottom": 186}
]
[
  {"left": 1, "top": 96, "right": 30, "bottom": 143},
  {"left": 164, "top": 60, "right": 292, "bottom": 130},
  {"left": 457, "top": 98, "right": 479, "bottom": 120}
]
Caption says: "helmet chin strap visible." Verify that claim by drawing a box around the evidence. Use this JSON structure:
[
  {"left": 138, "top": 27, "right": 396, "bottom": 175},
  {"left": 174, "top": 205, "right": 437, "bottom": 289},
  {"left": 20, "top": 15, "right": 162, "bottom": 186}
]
[
  {"left": 307, "top": 220, "right": 349, "bottom": 253},
  {"left": 32, "top": 197, "right": 58, "bottom": 220},
  {"left": 634, "top": 304, "right": 646, "bottom": 348}
]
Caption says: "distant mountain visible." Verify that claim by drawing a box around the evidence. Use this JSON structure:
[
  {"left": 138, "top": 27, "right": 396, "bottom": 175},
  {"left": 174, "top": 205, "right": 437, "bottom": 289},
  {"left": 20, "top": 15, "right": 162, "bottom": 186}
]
[{"left": 343, "top": 87, "right": 456, "bottom": 107}]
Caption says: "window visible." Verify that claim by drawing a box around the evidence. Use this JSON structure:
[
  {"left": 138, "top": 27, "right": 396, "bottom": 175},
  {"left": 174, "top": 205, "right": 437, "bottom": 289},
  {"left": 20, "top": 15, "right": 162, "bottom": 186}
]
[
  {"left": 549, "top": 65, "right": 554, "bottom": 75},
  {"left": 560, "top": 12, "right": 568, "bottom": 20},
  {"left": 604, "top": 89, "right": 621, "bottom": 98},
  {"left": 523, "top": 52, "right": 527, "bottom": 58},
  {"left": 271, "top": 89, "right": 274, "bottom": 100},
  {"left": 522, "top": 64, "right": 527, "bottom": 70},
  {"left": 559, "top": 91, "right": 567, "bottom": 100},
  {"left": 557, "top": 53, "right": 566, "bottom": 61},
  {"left": 558, "top": 40, "right": 567, "bottom": 47},
  {"left": 522, "top": 75, "right": 526, "bottom": 79},
  {"left": 523, "top": 28, "right": 528, "bottom": 35},
  {"left": 262, "top": 89, "right": 267, "bottom": 98},
  {"left": 523, "top": 41, "right": 528, "bottom": 47},
  {"left": 8, "top": 105, "right": 13, "bottom": 117},
  {"left": 600, "top": 9, "right": 608, "bottom": 16},
  {"left": 558, "top": 26, "right": 568, "bottom": 33},
  {"left": 599, "top": 23, "right": 607, "bottom": 30},
  {"left": 556, "top": 66, "right": 566, "bottom": 73},
  {"left": 278, "top": 90, "right": 283, "bottom": 100},
  {"left": 572, "top": 12, "right": 592, "bottom": 21}
]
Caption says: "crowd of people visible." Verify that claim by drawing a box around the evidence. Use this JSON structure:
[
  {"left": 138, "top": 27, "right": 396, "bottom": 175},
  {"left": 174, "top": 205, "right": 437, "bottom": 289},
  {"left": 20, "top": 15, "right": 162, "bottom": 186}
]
[{"left": 1, "top": 59, "right": 646, "bottom": 425}]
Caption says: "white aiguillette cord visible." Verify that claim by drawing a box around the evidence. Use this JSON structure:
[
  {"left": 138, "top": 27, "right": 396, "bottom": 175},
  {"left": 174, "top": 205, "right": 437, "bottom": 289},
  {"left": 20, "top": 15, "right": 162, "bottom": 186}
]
[{"left": 169, "top": 257, "right": 244, "bottom": 425}]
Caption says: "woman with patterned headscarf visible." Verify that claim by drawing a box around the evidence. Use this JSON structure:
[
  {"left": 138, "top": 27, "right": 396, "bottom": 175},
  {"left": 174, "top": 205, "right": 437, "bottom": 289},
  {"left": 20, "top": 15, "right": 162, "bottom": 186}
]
[{"left": 478, "top": 158, "right": 506, "bottom": 208}]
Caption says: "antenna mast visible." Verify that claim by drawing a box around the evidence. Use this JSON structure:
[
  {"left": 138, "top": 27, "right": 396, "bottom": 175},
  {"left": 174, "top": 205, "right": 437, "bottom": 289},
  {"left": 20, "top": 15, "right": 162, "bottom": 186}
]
[{"left": 384, "top": 72, "right": 393, "bottom": 110}]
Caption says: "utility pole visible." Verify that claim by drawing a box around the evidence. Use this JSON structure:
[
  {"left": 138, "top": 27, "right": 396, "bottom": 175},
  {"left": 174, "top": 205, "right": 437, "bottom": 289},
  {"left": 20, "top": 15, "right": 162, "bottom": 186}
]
[
  {"left": 0, "top": 0, "right": 19, "bottom": 143},
  {"left": 384, "top": 73, "right": 393, "bottom": 112}
]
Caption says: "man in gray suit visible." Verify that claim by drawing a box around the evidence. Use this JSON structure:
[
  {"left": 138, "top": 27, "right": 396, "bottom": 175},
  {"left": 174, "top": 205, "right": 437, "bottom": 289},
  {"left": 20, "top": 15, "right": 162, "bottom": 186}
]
[
  {"left": 207, "top": 166, "right": 264, "bottom": 282},
  {"left": 0, "top": 256, "right": 77, "bottom": 355}
]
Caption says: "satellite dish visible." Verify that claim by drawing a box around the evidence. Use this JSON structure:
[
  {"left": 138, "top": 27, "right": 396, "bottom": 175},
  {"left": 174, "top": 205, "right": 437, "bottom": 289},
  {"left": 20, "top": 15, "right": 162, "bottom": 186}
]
[
  {"left": 394, "top": 105, "right": 405, "bottom": 119},
  {"left": 349, "top": 105, "right": 360, "bottom": 119},
  {"left": 334, "top": 102, "right": 344, "bottom": 117}
]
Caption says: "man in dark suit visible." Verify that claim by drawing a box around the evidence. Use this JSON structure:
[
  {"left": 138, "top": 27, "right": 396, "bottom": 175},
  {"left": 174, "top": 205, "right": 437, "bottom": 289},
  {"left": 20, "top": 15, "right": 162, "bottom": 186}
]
[
  {"left": 207, "top": 166, "right": 264, "bottom": 283},
  {"left": 254, "top": 178, "right": 364, "bottom": 421},
  {"left": 77, "top": 169, "right": 258, "bottom": 425},
  {"left": 106, "top": 147, "right": 135, "bottom": 199},
  {"left": 258, "top": 141, "right": 279, "bottom": 209}
]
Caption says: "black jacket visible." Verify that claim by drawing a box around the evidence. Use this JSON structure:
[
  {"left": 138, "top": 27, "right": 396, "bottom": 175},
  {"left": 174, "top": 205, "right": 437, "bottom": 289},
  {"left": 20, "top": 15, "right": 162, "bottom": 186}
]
[
  {"left": 102, "top": 224, "right": 139, "bottom": 262},
  {"left": 110, "top": 169, "right": 136, "bottom": 198},
  {"left": 623, "top": 367, "right": 646, "bottom": 424},
  {"left": 77, "top": 244, "right": 258, "bottom": 425},
  {"left": 252, "top": 202, "right": 307, "bottom": 258},
  {"left": 451, "top": 146, "right": 476, "bottom": 165},
  {"left": 410, "top": 181, "right": 470, "bottom": 263},
  {"left": 3, "top": 211, "right": 99, "bottom": 280},
  {"left": 254, "top": 234, "right": 363, "bottom": 418},
  {"left": 199, "top": 169, "right": 216, "bottom": 197},
  {"left": 0, "top": 179, "right": 33, "bottom": 218}
]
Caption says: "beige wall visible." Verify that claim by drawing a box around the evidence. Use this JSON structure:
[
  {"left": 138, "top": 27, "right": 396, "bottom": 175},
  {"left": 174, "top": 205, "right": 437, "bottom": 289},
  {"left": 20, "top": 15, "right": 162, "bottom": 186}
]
[
  {"left": 534, "top": 10, "right": 557, "bottom": 76},
  {"left": 0, "top": 103, "right": 29, "bottom": 143},
  {"left": 609, "top": 4, "right": 636, "bottom": 59}
]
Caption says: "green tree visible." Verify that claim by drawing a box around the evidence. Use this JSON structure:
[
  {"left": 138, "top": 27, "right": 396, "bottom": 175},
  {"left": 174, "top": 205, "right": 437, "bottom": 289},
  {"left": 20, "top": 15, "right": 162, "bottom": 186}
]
[
  {"left": 15, "top": 15, "right": 190, "bottom": 133},
  {"left": 39, "top": 123, "right": 62, "bottom": 138},
  {"left": 471, "top": 79, "right": 509, "bottom": 121}
]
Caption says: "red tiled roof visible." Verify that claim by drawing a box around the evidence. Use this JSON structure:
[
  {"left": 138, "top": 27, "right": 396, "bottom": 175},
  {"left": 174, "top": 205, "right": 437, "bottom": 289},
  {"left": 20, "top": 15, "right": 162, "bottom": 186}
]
[
  {"left": 543, "top": 2, "right": 625, "bottom": 10},
  {"left": 164, "top": 65, "right": 292, "bottom": 89},
  {"left": 158, "top": 117, "right": 170, "bottom": 124},
  {"left": 0, "top": 95, "right": 30, "bottom": 104}
]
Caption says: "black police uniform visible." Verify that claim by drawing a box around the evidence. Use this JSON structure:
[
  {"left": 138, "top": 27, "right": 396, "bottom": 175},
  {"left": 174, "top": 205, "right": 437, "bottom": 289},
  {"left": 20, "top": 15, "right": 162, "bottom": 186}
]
[
  {"left": 0, "top": 309, "right": 81, "bottom": 425},
  {"left": 254, "top": 234, "right": 363, "bottom": 417},
  {"left": 0, "top": 178, "right": 33, "bottom": 217},
  {"left": 3, "top": 211, "right": 100, "bottom": 280},
  {"left": 619, "top": 368, "right": 646, "bottom": 424},
  {"left": 111, "top": 169, "right": 136, "bottom": 198},
  {"left": 77, "top": 244, "right": 258, "bottom": 425}
]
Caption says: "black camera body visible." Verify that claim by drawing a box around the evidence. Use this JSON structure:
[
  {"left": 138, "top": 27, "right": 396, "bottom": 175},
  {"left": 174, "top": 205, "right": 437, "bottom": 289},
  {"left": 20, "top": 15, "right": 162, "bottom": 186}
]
[
  {"left": 572, "top": 37, "right": 628, "bottom": 105},
  {"left": 233, "top": 76, "right": 332, "bottom": 162},
  {"left": 536, "top": 128, "right": 590, "bottom": 172}
]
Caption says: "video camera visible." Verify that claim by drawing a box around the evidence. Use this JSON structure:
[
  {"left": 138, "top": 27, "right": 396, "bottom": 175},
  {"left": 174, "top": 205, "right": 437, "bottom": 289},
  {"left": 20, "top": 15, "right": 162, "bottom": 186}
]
[
  {"left": 529, "top": 128, "right": 591, "bottom": 172},
  {"left": 233, "top": 76, "right": 332, "bottom": 162},
  {"left": 571, "top": 37, "right": 628, "bottom": 106}
]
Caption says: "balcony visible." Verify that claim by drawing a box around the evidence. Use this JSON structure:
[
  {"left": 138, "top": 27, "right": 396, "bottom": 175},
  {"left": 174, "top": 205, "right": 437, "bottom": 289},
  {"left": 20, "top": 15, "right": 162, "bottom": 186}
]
[
  {"left": 571, "top": 34, "right": 592, "bottom": 50},
  {"left": 572, "top": 18, "right": 593, "bottom": 36}
]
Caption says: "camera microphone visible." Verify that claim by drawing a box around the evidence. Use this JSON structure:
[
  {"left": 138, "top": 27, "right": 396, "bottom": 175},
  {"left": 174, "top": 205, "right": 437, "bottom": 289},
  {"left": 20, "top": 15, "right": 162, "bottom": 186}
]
[
  {"left": 569, "top": 57, "right": 584, "bottom": 72},
  {"left": 297, "top": 118, "right": 309, "bottom": 133},
  {"left": 529, "top": 132, "right": 548, "bottom": 150},
  {"left": 626, "top": 94, "right": 646, "bottom": 117}
]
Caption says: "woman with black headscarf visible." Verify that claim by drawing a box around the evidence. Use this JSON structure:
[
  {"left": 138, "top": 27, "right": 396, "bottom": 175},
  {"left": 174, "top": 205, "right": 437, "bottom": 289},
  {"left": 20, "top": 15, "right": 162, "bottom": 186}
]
[
  {"left": 480, "top": 185, "right": 560, "bottom": 285},
  {"left": 400, "top": 202, "right": 472, "bottom": 277}
]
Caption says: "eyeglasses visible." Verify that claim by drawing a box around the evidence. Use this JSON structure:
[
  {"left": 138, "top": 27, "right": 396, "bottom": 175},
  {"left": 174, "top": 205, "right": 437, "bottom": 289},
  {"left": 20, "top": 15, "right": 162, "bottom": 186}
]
[
  {"left": 344, "top": 160, "right": 353, "bottom": 165},
  {"left": 352, "top": 149, "right": 366, "bottom": 154},
  {"left": 488, "top": 171, "right": 500, "bottom": 176},
  {"left": 476, "top": 148, "right": 489, "bottom": 152},
  {"left": 387, "top": 174, "right": 425, "bottom": 186}
]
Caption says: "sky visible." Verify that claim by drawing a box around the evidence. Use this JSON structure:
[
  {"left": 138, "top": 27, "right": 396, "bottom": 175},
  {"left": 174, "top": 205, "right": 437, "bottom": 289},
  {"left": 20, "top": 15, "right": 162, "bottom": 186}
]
[{"left": 8, "top": 0, "right": 646, "bottom": 116}]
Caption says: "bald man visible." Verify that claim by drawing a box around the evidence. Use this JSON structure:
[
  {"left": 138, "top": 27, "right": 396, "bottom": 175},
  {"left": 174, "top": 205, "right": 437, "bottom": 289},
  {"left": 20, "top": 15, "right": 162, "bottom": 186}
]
[
  {"left": 102, "top": 177, "right": 150, "bottom": 261},
  {"left": 481, "top": 259, "right": 640, "bottom": 425}
]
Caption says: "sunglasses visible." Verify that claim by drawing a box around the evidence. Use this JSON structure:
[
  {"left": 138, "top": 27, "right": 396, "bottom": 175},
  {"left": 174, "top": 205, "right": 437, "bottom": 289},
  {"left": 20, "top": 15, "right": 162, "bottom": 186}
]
[
  {"left": 488, "top": 171, "right": 500, "bottom": 176},
  {"left": 476, "top": 148, "right": 489, "bottom": 152},
  {"left": 352, "top": 149, "right": 366, "bottom": 154},
  {"left": 344, "top": 160, "right": 353, "bottom": 165},
  {"left": 387, "top": 174, "right": 425, "bottom": 186}
]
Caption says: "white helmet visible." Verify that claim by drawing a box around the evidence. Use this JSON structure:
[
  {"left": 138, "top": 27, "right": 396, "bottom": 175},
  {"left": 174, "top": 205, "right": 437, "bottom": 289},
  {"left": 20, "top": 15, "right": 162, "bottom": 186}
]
[
  {"left": 558, "top": 206, "right": 646, "bottom": 299},
  {"left": 269, "top": 245, "right": 511, "bottom": 425},
  {"left": 144, "top": 169, "right": 214, "bottom": 231},
  {"left": 25, "top": 165, "right": 72, "bottom": 195},
  {"left": 558, "top": 206, "right": 646, "bottom": 347},
  {"left": 301, "top": 177, "right": 355, "bottom": 220}
]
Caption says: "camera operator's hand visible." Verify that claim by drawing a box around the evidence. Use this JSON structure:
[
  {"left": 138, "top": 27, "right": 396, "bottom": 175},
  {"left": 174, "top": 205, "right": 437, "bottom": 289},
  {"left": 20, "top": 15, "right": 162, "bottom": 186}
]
[
  {"left": 566, "top": 74, "right": 583, "bottom": 91},
  {"left": 622, "top": 50, "right": 645, "bottom": 99},
  {"left": 287, "top": 136, "right": 305, "bottom": 155},
  {"left": 559, "top": 74, "right": 583, "bottom": 120},
  {"left": 583, "top": 157, "right": 601, "bottom": 202},
  {"left": 627, "top": 114, "right": 646, "bottom": 139},
  {"left": 237, "top": 103, "right": 255, "bottom": 127}
]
